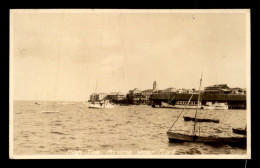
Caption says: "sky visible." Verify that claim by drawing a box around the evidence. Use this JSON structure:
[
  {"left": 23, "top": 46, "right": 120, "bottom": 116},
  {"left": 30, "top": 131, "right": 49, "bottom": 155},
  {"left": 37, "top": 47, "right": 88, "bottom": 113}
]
[{"left": 11, "top": 10, "right": 249, "bottom": 101}]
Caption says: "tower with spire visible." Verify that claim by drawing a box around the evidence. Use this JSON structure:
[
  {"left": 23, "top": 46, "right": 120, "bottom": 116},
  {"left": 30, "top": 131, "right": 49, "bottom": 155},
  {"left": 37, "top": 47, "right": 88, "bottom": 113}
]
[{"left": 153, "top": 81, "right": 157, "bottom": 91}]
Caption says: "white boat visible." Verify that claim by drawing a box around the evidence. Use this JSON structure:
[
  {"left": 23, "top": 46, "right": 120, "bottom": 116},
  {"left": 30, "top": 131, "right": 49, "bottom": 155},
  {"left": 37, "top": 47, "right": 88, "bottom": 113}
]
[
  {"left": 161, "top": 102, "right": 175, "bottom": 108},
  {"left": 202, "top": 102, "right": 228, "bottom": 110},
  {"left": 172, "top": 101, "right": 202, "bottom": 109},
  {"left": 89, "top": 100, "right": 114, "bottom": 109}
]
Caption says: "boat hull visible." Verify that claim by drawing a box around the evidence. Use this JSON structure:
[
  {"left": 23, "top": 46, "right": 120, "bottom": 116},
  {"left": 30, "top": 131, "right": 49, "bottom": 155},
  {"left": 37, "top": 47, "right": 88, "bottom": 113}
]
[
  {"left": 167, "top": 132, "right": 246, "bottom": 146},
  {"left": 183, "top": 116, "right": 220, "bottom": 123},
  {"left": 232, "top": 128, "right": 247, "bottom": 135}
]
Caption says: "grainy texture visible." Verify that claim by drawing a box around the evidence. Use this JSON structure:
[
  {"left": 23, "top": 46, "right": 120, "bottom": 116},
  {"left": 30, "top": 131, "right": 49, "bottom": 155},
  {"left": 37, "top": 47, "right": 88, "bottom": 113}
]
[{"left": 13, "top": 101, "right": 246, "bottom": 155}]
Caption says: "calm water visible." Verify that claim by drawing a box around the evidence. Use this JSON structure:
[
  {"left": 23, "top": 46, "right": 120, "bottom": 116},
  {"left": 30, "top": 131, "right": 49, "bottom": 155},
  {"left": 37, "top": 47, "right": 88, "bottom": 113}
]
[{"left": 13, "top": 101, "right": 247, "bottom": 155}]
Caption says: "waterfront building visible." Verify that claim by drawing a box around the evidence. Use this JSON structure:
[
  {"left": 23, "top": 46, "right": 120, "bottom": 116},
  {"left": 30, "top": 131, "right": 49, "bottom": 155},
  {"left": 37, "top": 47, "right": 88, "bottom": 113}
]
[
  {"left": 141, "top": 89, "right": 154, "bottom": 100},
  {"left": 127, "top": 88, "right": 142, "bottom": 104},
  {"left": 230, "top": 88, "right": 246, "bottom": 94},
  {"left": 176, "top": 88, "right": 192, "bottom": 94},
  {"left": 106, "top": 92, "right": 125, "bottom": 101},
  {"left": 162, "top": 87, "right": 176, "bottom": 93},
  {"left": 204, "top": 84, "right": 230, "bottom": 94},
  {"left": 129, "top": 88, "right": 141, "bottom": 97}
]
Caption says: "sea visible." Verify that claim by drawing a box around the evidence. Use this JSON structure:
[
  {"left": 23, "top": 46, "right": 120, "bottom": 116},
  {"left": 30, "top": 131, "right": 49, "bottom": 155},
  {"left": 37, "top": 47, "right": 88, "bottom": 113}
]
[{"left": 12, "top": 100, "right": 247, "bottom": 156}]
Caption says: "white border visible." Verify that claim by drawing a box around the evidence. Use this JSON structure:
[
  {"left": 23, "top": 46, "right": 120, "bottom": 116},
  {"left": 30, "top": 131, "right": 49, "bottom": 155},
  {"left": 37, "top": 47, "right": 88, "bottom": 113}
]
[{"left": 9, "top": 9, "right": 251, "bottom": 159}]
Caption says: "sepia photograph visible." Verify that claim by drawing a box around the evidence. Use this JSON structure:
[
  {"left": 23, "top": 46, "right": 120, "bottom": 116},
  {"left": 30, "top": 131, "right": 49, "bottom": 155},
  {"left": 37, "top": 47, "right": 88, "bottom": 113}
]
[{"left": 9, "top": 9, "right": 251, "bottom": 159}]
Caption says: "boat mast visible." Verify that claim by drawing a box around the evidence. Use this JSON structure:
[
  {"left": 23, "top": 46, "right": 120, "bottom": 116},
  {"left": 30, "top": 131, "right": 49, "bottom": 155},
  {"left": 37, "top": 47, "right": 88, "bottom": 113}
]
[{"left": 192, "top": 74, "right": 203, "bottom": 136}]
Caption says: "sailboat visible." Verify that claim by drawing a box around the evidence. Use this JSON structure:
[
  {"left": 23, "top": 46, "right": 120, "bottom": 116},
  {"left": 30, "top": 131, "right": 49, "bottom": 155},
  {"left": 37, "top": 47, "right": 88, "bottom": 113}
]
[
  {"left": 166, "top": 75, "right": 246, "bottom": 146},
  {"left": 87, "top": 80, "right": 114, "bottom": 109},
  {"left": 89, "top": 100, "right": 114, "bottom": 109}
]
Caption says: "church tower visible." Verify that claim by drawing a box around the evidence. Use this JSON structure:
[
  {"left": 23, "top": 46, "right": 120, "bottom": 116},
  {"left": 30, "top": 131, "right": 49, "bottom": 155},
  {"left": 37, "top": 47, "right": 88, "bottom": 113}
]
[{"left": 153, "top": 81, "right": 157, "bottom": 90}]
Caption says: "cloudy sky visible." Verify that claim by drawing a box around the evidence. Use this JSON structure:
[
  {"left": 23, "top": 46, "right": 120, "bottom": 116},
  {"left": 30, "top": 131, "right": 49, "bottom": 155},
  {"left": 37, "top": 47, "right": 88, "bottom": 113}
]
[{"left": 11, "top": 10, "right": 249, "bottom": 101}]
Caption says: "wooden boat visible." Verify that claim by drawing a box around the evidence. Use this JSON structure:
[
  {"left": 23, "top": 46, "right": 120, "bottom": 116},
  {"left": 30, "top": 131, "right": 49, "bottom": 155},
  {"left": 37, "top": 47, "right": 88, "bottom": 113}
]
[
  {"left": 183, "top": 116, "right": 219, "bottom": 123},
  {"left": 167, "top": 132, "right": 246, "bottom": 146},
  {"left": 232, "top": 128, "right": 246, "bottom": 135}
]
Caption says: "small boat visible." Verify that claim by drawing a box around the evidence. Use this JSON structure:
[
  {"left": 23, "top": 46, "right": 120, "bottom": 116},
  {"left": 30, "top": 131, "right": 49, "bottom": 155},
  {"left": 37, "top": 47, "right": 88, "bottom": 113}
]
[
  {"left": 171, "top": 101, "right": 202, "bottom": 109},
  {"left": 183, "top": 116, "right": 220, "bottom": 123},
  {"left": 161, "top": 102, "right": 175, "bottom": 108},
  {"left": 214, "top": 103, "right": 228, "bottom": 110},
  {"left": 167, "top": 132, "right": 246, "bottom": 146},
  {"left": 232, "top": 127, "right": 247, "bottom": 135},
  {"left": 89, "top": 100, "right": 114, "bottom": 109},
  {"left": 202, "top": 102, "right": 228, "bottom": 110}
]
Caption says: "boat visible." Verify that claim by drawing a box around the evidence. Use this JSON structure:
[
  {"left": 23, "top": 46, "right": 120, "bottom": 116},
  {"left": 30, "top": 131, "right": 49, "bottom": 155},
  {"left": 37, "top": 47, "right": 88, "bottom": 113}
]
[
  {"left": 173, "top": 100, "right": 202, "bottom": 109},
  {"left": 202, "top": 102, "right": 228, "bottom": 110},
  {"left": 167, "top": 75, "right": 246, "bottom": 146},
  {"left": 233, "top": 125, "right": 247, "bottom": 135},
  {"left": 89, "top": 100, "right": 114, "bottom": 109},
  {"left": 183, "top": 116, "right": 219, "bottom": 123},
  {"left": 167, "top": 132, "right": 246, "bottom": 146},
  {"left": 161, "top": 101, "right": 202, "bottom": 109},
  {"left": 232, "top": 128, "right": 246, "bottom": 135},
  {"left": 161, "top": 102, "right": 175, "bottom": 108}
]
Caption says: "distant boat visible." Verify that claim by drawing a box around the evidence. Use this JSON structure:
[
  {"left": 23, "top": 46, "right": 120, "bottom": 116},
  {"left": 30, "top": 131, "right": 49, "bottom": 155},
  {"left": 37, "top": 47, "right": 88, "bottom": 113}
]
[
  {"left": 167, "top": 75, "right": 246, "bottom": 146},
  {"left": 183, "top": 116, "right": 219, "bottom": 123},
  {"left": 89, "top": 100, "right": 114, "bottom": 109},
  {"left": 202, "top": 102, "right": 228, "bottom": 110}
]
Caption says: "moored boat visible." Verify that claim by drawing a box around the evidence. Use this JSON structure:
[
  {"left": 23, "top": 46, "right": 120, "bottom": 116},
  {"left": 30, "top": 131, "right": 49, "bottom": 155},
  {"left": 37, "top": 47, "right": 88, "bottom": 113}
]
[
  {"left": 202, "top": 102, "right": 228, "bottom": 110},
  {"left": 167, "top": 132, "right": 246, "bottom": 146},
  {"left": 232, "top": 127, "right": 246, "bottom": 135},
  {"left": 183, "top": 116, "right": 219, "bottom": 123},
  {"left": 172, "top": 101, "right": 202, "bottom": 109}
]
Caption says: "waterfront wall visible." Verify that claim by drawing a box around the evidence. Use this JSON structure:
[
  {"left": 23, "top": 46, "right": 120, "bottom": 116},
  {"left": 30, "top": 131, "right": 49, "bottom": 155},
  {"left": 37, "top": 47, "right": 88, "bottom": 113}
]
[{"left": 152, "top": 93, "right": 246, "bottom": 109}]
